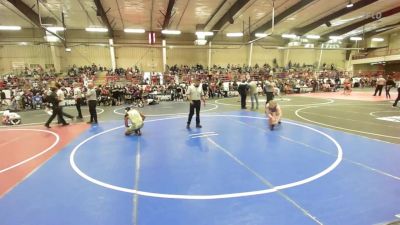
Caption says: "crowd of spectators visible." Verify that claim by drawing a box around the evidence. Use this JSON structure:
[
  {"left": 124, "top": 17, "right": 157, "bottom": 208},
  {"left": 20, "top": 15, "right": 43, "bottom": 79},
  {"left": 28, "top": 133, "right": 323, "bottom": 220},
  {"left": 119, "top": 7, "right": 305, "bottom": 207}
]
[{"left": 1, "top": 62, "right": 399, "bottom": 113}]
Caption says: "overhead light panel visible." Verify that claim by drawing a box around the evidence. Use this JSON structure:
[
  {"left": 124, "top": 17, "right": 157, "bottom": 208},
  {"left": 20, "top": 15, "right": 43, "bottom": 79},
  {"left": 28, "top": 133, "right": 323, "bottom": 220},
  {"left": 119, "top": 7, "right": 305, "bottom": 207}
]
[
  {"left": 372, "top": 37, "right": 384, "bottom": 42},
  {"left": 124, "top": 28, "right": 145, "bottom": 33},
  {"left": 329, "top": 36, "right": 343, "bottom": 40},
  {"left": 161, "top": 29, "right": 181, "bottom": 35},
  {"left": 346, "top": 0, "right": 354, "bottom": 8},
  {"left": 195, "top": 31, "right": 213, "bottom": 36},
  {"left": 0, "top": 26, "right": 21, "bottom": 30},
  {"left": 288, "top": 41, "right": 301, "bottom": 47},
  {"left": 85, "top": 27, "right": 108, "bottom": 32},
  {"left": 46, "top": 27, "right": 65, "bottom": 32},
  {"left": 65, "top": 48, "right": 72, "bottom": 52},
  {"left": 255, "top": 33, "right": 268, "bottom": 38},
  {"left": 194, "top": 40, "right": 207, "bottom": 45},
  {"left": 350, "top": 37, "right": 362, "bottom": 41},
  {"left": 306, "top": 34, "right": 320, "bottom": 39},
  {"left": 301, "top": 38, "right": 309, "bottom": 43},
  {"left": 44, "top": 35, "right": 59, "bottom": 42},
  {"left": 281, "top": 34, "right": 298, "bottom": 39},
  {"left": 226, "top": 32, "right": 243, "bottom": 37}
]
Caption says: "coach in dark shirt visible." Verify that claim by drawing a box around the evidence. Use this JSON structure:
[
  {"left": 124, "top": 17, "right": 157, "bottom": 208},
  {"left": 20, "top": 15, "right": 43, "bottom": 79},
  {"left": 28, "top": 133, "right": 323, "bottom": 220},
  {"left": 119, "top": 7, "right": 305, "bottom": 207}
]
[
  {"left": 238, "top": 81, "right": 248, "bottom": 109},
  {"left": 44, "top": 87, "right": 68, "bottom": 128}
]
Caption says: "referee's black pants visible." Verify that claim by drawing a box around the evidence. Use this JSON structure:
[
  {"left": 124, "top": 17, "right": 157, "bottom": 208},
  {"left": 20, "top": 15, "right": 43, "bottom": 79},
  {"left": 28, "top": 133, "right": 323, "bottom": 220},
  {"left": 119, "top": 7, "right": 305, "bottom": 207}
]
[
  {"left": 75, "top": 98, "right": 83, "bottom": 118},
  {"left": 393, "top": 87, "right": 400, "bottom": 107},
  {"left": 187, "top": 100, "right": 201, "bottom": 125},
  {"left": 88, "top": 100, "right": 97, "bottom": 123}
]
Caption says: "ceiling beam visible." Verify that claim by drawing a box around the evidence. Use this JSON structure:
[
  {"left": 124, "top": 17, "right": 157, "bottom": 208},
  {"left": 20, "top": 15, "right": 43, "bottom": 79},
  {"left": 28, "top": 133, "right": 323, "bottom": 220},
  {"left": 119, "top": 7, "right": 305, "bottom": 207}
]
[
  {"left": 0, "top": 1, "right": 36, "bottom": 27},
  {"left": 162, "top": 0, "right": 176, "bottom": 29},
  {"left": 250, "top": 0, "right": 316, "bottom": 37},
  {"left": 93, "top": 0, "right": 114, "bottom": 38},
  {"left": 204, "top": 0, "right": 228, "bottom": 28},
  {"left": 296, "top": 0, "right": 378, "bottom": 35},
  {"left": 211, "top": 0, "right": 250, "bottom": 33},
  {"left": 7, "top": 0, "right": 41, "bottom": 27},
  {"left": 6, "top": 0, "right": 66, "bottom": 46},
  {"left": 39, "top": 1, "right": 63, "bottom": 24},
  {"left": 322, "top": 6, "right": 400, "bottom": 39},
  {"left": 363, "top": 21, "right": 400, "bottom": 38}
]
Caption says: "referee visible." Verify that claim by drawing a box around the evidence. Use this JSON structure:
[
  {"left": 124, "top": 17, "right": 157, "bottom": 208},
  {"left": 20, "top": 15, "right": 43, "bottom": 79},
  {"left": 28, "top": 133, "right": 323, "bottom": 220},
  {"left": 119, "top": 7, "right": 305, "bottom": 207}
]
[
  {"left": 73, "top": 82, "right": 83, "bottom": 119},
  {"left": 86, "top": 83, "right": 98, "bottom": 124},
  {"left": 186, "top": 79, "right": 205, "bottom": 129}
]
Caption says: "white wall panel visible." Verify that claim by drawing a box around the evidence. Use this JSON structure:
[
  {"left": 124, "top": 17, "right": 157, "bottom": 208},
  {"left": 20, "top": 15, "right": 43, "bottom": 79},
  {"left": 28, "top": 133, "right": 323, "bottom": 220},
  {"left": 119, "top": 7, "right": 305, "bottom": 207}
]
[
  {"left": 115, "top": 47, "right": 162, "bottom": 72},
  {"left": 211, "top": 45, "right": 247, "bottom": 67},
  {"left": 60, "top": 45, "right": 111, "bottom": 70},
  {"left": 287, "top": 49, "right": 317, "bottom": 66},
  {"left": 353, "top": 64, "right": 381, "bottom": 73},
  {"left": 167, "top": 48, "right": 208, "bottom": 67},
  {"left": 252, "top": 47, "right": 283, "bottom": 67},
  {"left": 389, "top": 32, "right": 400, "bottom": 51},
  {"left": 0, "top": 45, "right": 52, "bottom": 73},
  {"left": 320, "top": 50, "right": 346, "bottom": 70}
]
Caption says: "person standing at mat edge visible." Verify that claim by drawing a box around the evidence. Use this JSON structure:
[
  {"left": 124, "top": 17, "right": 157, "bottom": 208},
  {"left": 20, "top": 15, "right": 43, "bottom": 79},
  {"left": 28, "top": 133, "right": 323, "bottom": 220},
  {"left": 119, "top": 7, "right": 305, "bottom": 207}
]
[
  {"left": 392, "top": 80, "right": 400, "bottom": 107},
  {"left": 373, "top": 75, "right": 386, "bottom": 96},
  {"left": 44, "top": 87, "right": 69, "bottom": 128},
  {"left": 86, "top": 83, "right": 98, "bottom": 124},
  {"left": 186, "top": 79, "right": 205, "bottom": 129},
  {"left": 237, "top": 80, "right": 248, "bottom": 109},
  {"left": 73, "top": 82, "right": 83, "bottom": 119},
  {"left": 385, "top": 76, "right": 396, "bottom": 99},
  {"left": 55, "top": 83, "right": 74, "bottom": 123},
  {"left": 248, "top": 79, "right": 258, "bottom": 110},
  {"left": 264, "top": 76, "right": 275, "bottom": 104}
]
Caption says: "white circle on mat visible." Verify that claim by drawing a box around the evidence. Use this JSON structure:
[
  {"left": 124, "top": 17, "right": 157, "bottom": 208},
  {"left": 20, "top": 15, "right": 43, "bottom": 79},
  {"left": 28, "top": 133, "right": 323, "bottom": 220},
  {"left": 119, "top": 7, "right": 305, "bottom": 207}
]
[
  {"left": 0, "top": 129, "right": 60, "bottom": 173},
  {"left": 70, "top": 115, "right": 343, "bottom": 200}
]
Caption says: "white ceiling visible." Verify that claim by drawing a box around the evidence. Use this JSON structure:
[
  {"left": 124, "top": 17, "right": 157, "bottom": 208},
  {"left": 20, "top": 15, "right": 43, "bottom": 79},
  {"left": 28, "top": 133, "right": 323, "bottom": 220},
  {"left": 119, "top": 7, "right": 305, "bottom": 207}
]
[{"left": 0, "top": 0, "right": 400, "bottom": 40}]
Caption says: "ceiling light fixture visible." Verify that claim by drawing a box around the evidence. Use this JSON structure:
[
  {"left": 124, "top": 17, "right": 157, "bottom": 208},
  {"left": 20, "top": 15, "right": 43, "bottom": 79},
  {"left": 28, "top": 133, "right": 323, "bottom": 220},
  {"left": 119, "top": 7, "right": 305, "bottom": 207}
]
[
  {"left": 46, "top": 27, "right": 65, "bottom": 32},
  {"left": 194, "top": 40, "right": 207, "bottom": 45},
  {"left": 255, "top": 33, "right": 268, "bottom": 38},
  {"left": 371, "top": 37, "right": 384, "bottom": 42},
  {"left": 226, "top": 32, "right": 243, "bottom": 37},
  {"left": 0, "top": 26, "right": 21, "bottom": 30},
  {"left": 288, "top": 41, "right": 301, "bottom": 47},
  {"left": 124, "top": 28, "right": 145, "bottom": 33},
  {"left": 44, "top": 35, "right": 59, "bottom": 42},
  {"left": 281, "top": 34, "right": 298, "bottom": 39},
  {"left": 161, "top": 29, "right": 181, "bottom": 35},
  {"left": 329, "top": 36, "right": 343, "bottom": 40},
  {"left": 85, "top": 27, "right": 108, "bottom": 32},
  {"left": 346, "top": 0, "right": 354, "bottom": 8},
  {"left": 350, "top": 37, "right": 362, "bottom": 41},
  {"left": 306, "top": 35, "right": 320, "bottom": 39},
  {"left": 195, "top": 31, "right": 213, "bottom": 36}
]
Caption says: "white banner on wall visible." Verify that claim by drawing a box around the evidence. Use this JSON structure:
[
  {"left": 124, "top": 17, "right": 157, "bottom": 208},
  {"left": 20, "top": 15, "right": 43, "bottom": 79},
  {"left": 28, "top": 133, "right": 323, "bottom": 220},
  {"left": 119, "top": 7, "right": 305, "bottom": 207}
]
[{"left": 12, "top": 62, "right": 25, "bottom": 69}]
